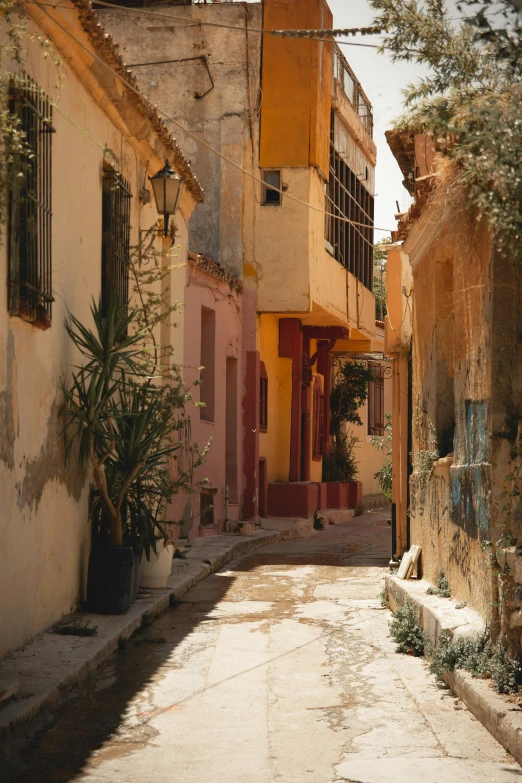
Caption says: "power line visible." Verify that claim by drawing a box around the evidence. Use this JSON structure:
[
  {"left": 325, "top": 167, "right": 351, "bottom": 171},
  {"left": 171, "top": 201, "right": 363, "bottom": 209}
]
[
  {"left": 26, "top": 2, "right": 384, "bottom": 48},
  {"left": 89, "top": 1, "right": 383, "bottom": 39},
  {"left": 31, "top": 0, "right": 393, "bottom": 239}
]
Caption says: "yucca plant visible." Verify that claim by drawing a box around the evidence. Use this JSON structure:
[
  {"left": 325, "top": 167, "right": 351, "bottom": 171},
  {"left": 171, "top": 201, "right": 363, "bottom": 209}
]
[{"left": 62, "top": 296, "right": 194, "bottom": 550}]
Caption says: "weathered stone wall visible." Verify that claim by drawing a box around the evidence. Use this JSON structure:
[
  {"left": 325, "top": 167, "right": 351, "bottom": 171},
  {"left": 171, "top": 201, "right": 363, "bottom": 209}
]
[
  {"left": 99, "top": 3, "right": 263, "bottom": 279},
  {"left": 409, "top": 209, "right": 496, "bottom": 621}
]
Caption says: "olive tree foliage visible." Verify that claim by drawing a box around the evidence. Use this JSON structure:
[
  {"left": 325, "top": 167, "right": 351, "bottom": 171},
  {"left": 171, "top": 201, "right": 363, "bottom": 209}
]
[{"left": 370, "top": 0, "right": 522, "bottom": 250}]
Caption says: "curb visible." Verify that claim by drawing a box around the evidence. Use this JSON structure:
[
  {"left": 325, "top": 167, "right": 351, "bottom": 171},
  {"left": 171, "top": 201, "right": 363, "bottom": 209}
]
[
  {"left": 386, "top": 574, "right": 522, "bottom": 766},
  {"left": 0, "top": 525, "right": 309, "bottom": 736}
]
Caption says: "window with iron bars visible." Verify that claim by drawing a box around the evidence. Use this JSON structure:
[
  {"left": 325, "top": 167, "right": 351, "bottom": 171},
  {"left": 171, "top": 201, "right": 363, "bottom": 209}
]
[
  {"left": 368, "top": 362, "right": 385, "bottom": 436},
  {"left": 324, "top": 134, "right": 374, "bottom": 291},
  {"left": 101, "top": 167, "right": 132, "bottom": 316},
  {"left": 8, "top": 74, "right": 54, "bottom": 329}
]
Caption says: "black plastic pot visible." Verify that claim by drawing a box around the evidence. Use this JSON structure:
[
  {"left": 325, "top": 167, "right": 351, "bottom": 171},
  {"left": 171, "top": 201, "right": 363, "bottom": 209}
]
[{"left": 86, "top": 546, "right": 135, "bottom": 614}]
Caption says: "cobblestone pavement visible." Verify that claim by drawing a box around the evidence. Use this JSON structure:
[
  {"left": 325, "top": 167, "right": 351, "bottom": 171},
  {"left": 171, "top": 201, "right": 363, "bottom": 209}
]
[{"left": 5, "top": 510, "right": 522, "bottom": 783}]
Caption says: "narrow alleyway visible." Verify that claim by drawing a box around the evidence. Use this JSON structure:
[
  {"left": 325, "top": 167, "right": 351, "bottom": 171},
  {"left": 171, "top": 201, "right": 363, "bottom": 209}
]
[{"left": 6, "top": 511, "right": 522, "bottom": 783}]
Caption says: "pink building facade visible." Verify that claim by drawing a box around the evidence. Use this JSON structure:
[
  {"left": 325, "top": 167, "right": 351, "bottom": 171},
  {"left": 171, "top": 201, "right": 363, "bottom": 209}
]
[{"left": 170, "top": 253, "right": 246, "bottom": 538}]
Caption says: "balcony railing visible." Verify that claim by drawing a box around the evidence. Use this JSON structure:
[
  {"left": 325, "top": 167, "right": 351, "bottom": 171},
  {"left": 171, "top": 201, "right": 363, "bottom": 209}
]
[{"left": 333, "top": 43, "right": 373, "bottom": 138}]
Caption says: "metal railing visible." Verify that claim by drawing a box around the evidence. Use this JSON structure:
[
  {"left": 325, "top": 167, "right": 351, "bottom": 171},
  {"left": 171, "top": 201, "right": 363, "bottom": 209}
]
[{"left": 333, "top": 43, "right": 373, "bottom": 138}]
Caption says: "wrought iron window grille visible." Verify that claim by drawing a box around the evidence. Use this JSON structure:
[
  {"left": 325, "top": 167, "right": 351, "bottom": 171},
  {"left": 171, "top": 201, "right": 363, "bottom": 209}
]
[
  {"left": 101, "top": 168, "right": 132, "bottom": 318},
  {"left": 8, "top": 74, "right": 55, "bottom": 329},
  {"left": 325, "top": 128, "right": 374, "bottom": 291}
]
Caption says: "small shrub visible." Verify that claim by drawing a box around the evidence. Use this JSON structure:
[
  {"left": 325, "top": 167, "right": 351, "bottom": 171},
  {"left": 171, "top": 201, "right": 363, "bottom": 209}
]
[
  {"left": 389, "top": 602, "right": 427, "bottom": 656},
  {"left": 429, "top": 632, "right": 521, "bottom": 694},
  {"left": 322, "top": 433, "right": 359, "bottom": 482},
  {"left": 353, "top": 503, "right": 365, "bottom": 517},
  {"left": 174, "top": 549, "right": 187, "bottom": 559},
  {"left": 313, "top": 511, "right": 325, "bottom": 530},
  {"left": 379, "top": 587, "right": 387, "bottom": 607},
  {"left": 490, "top": 645, "right": 521, "bottom": 695},
  {"left": 52, "top": 621, "right": 97, "bottom": 637},
  {"left": 426, "top": 570, "right": 451, "bottom": 598},
  {"left": 141, "top": 612, "right": 152, "bottom": 629}
]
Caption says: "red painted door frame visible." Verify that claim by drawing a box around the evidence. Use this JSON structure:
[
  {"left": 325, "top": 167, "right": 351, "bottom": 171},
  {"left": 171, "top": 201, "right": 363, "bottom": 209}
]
[{"left": 242, "top": 349, "right": 260, "bottom": 520}]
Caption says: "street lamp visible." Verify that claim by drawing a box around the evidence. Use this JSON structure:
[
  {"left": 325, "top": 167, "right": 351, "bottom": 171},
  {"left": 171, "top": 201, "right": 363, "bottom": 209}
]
[{"left": 150, "top": 159, "right": 185, "bottom": 237}]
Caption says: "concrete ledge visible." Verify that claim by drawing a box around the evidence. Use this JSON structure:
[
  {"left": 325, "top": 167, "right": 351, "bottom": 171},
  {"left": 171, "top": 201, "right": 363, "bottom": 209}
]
[
  {"left": 361, "top": 493, "right": 389, "bottom": 510},
  {"left": 446, "top": 669, "right": 522, "bottom": 767},
  {"left": 260, "top": 516, "right": 313, "bottom": 538},
  {"left": 385, "top": 575, "right": 522, "bottom": 766},
  {"left": 323, "top": 508, "right": 355, "bottom": 525},
  {"left": 386, "top": 575, "right": 485, "bottom": 646},
  {"left": 0, "top": 528, "right": 304, "bottom": 735}
]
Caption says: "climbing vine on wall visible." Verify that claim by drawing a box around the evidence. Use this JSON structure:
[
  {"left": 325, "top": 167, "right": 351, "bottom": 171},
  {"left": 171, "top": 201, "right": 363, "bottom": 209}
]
[{"left": 0, "top": 0, "right": 62, "bottom": 244}]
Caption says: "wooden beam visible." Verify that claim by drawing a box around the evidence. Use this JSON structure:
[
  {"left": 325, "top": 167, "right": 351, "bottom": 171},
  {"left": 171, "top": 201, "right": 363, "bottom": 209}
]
[{"left": 302, "top": 326, "right": 349, "bottom": 340}]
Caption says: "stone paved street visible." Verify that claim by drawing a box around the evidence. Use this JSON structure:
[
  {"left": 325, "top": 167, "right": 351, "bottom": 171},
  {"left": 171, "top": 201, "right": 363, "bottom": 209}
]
[{"left": 6, "top": 510, "right": 522, "bottom": 783}]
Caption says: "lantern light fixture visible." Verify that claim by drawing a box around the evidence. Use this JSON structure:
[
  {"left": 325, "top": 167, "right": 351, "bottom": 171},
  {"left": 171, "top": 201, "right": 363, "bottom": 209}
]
[{"left": 149, "top": 159, "right": 185, "bottom": 237}]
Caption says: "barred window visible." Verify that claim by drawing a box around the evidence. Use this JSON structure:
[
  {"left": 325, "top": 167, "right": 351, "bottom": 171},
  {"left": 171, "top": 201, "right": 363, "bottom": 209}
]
[
  {"left": 8, "top": 74, "right": 54, "bottom": 329},
  {"left": 101, "top": 168, "right": 131, "bottom": 316},
  {"left": 325, "top": 114, "right": 374, "bottom": 291},
  {"left": 368, "top": 363, "right": 385, "bottom": 436}
]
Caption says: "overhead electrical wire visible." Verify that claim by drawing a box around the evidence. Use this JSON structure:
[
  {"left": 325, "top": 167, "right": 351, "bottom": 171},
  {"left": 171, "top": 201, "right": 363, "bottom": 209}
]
[
  {"left": 25, "top": 0, "right": 384, "bottom": 48},
  {"left": 31, "top": 0, "right": 394, "bottom": 239},
  {"left": 81, "top": 1, "right": 383, "bottom": 39}
]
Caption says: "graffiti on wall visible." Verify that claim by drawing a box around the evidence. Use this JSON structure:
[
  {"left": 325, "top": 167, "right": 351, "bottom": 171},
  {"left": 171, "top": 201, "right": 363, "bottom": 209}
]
[{"left": 451, "top": 400, "right": 491, "bottom": 536}]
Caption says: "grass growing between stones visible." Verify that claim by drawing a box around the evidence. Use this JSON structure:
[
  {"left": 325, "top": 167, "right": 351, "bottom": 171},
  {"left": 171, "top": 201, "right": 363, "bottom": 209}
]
[
  {"left": 426, "top": 570, "right": 451, "bottom": 598},
  {"left": 429, "top": 633, "right": 521, "bottom": 695}
]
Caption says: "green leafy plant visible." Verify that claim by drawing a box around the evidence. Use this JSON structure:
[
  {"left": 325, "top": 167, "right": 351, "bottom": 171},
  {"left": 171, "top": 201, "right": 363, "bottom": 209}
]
[
  {"left": 427, "top": 570, "right": 451, "bottom": 598},
  {"left": 372, "top": 412, "right": 393, "bottom": 501},
  {"left": 323, "top": 433, "right": 360, "bottom": 482},
  {"left": 379, "top": 586, "right": 388, "bottom": 607},
  {"left": 370, "top": 0, "right": 522, "bottom": 255},
  {"left": 330, "top": 360, "right": 375, "bottom": 432},
  {"left": 429, "top": 632, "right": 521, "bottom": 694},
  {"left": 374, "top": 237, "right": 391, "bottom": 320},
  {"left": 389, "top": 602, "right": 428, "bottom": 656},
  {"left": 62, "top": 296, "right": 207, "bottom": 558}
]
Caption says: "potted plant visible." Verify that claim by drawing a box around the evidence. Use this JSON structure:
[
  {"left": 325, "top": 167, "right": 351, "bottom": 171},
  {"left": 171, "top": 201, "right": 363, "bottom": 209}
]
[{"left": 63, "top": 298, "right": 203, "bottom": 612}]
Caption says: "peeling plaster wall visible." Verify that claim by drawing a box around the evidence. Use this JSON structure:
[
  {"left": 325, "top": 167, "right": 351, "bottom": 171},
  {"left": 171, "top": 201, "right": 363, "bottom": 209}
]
[
  {"left": 0, "top": 21, "right": 193, "bottom": 657},
  {"left": 408, "top": 213, "right": 496, "bottom": 620},
  {"left": 99, "top": 3, "right": 263, "bottom": 280}
]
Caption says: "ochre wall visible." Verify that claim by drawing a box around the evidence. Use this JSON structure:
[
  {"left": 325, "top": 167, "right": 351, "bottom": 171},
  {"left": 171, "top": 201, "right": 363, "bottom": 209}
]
[
  {"left": 260, "top": 0, "right": 333, "bottom": 178},
  {"left": 258, "top": 315, "right": 292, "bottom": 482},
  {"left": 347, "top": 372, "right": 392, "bottom": 495}
]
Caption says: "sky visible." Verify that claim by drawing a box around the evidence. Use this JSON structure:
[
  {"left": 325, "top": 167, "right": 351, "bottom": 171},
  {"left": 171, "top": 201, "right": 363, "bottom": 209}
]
[{"left": 328, "top": 0, "right": 421, "bottom": 236}]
